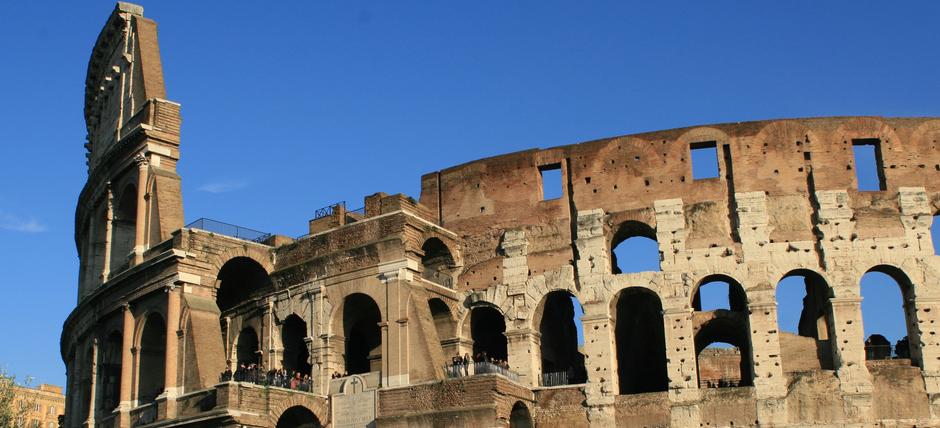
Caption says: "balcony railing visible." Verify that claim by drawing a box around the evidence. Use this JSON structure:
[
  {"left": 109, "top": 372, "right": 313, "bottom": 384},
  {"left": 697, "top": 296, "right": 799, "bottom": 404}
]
[
  {"left": 540, "top": 371, "right": 570, "bottom": 387},
  {"left": 444, "top": 361, "right": 520, "bottom": 383},
  {"left": 185, "top": 218, "right": 272, "bottom": 243}
]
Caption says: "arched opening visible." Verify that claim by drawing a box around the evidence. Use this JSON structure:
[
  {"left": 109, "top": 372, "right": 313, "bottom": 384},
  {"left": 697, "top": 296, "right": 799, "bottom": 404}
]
[
  {"left": 137, "top": 313, "right": 166, "bottom": 403},
  {"left": 610, "top": 221, "right": 660, "bottom": 274},
  {"left": 692, "top": 275, "right": 752, "bottom": 388},
  {"left": 343, "top": 293, "right": 382, "bottom": 374},
  {"left": 470, "top": 306, "right": 507, "bottom": 361},
  {"left": 109, "top": 184, "right": 137, "bottom": 273},
  {"left": 429, "top": 298, "right": 457, "bottom": 351},
  {"left": 933, "top": 214, "right": 940, "bottom": 255},
  {"left": 281, "top": 315, "right": 311, "bottom": 375},
  {"left": 236, "top": 327, "right": 260, "bottom": 366},
  {"left": 216, "top": 257, "right": 272, "bottom": 314},
  {"left": 537, "top": 291, "right": 586, "bottom": 386},
  {"left": 613, "top": 288, "right": 667, "bottom": 394},
  {"left": 98, "top": 332, "right": 122, "bottom": 413},
  {"left": 692, "top": 275, "right": 747, "bottom": 312},
  {"left": 79, "top": 347, "right": 93, "bottom": 422},
  {"left": 775, "top": 270, "right": 834, "bottom": 370},
  {"left": 860, "top": 266, "right": 918, "bottom": 366},
  {"left": 695, "top": 317, "right": 752, "bottom": 388},
  {"left": 421, "top": 238, "right": 455, "bottom": 288},
  {"left": 508, "top": 401, "right": 533, "bottom": 428},
  {"left": 276, "top": 405, "right": 322, "bottom": 428}
]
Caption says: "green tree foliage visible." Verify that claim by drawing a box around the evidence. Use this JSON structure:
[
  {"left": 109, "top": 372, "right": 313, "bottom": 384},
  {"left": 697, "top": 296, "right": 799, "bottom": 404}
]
[{"left": 0, "top": 369, "right": 35, "bottom": 428}]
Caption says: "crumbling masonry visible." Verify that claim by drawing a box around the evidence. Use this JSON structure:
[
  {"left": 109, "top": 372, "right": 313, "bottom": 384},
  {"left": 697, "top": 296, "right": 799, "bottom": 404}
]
[{"left": 61, "top": 3, "right": 940, "bottom": 427}]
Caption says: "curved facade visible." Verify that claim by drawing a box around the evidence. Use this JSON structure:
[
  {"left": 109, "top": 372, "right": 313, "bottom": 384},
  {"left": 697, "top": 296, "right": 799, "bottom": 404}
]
[{"left": 61, "top": 4, "right": 940, "bottom": 428}]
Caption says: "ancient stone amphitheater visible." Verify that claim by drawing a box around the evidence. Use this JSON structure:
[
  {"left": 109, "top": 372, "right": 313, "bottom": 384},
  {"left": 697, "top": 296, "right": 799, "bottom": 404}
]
[{"left": 61, "top": 3, "right": 940, "bottom": 428}]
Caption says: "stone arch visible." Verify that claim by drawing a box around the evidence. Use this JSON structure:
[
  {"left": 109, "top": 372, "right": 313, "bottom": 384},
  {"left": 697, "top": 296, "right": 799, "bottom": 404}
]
[
  {"left": 337, "top": 293, "right": 382, "bottom": 374},
  {"left": 281, "top": 314, "right": 312, "bottom": 375},
  {"left": 611, "top": 286, "right": 668, "bottom": 394},
  {"left": 533, "top": 290, "right": 586, "bottom": 385},
  {"left": 267, "top": 396, "right": 329, "bottom": 428},
  {"left": 215, "top": 256, "right": 273, "bottom": 314},
  {"left": 235, "top": 326, "right": 260, "bottom": 366},
  {"left": 691, "top": 273, "right": 749, "bottom": 312},
  {"left": 465, "top": 303, "right": 507, "bottom": 361},
  {"left": 609, "top": 220, "right": 660, "bottom": 274},
  {"left": 109, "top": 182, "right": 137, "bottom": 273},
  {"left": 775, "top": 268, "right": 833, "bottom": 339},
  {"left": 429, "top": 297, "right": 458, "bottom": 351},
  {"left": 421, "top": 237, "right": 458, "bottom": 288},
  {"left": 694, "top": 315, "right": 753, "bottom": 388},
  {"left": 98, "top": 330, "right": 122, "bottom": 412},
  {"left": 860, "top": 264, "right": 919, "bottom": 366},
  {"left": 509, "top": 401, "right": 533, "bottom": 428},
  {"left": 136, "top": 312, "right": 166, "bottom": 403},
  {"left": 274, "top": 405, "right": 322, "bottom": 428},
  {"left": 206, "top": 246, "right": 274, "bottom": 285}
]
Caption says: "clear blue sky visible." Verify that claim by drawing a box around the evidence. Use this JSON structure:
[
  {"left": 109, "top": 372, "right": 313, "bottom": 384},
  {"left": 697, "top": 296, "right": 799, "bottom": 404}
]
[{"left": 1, "top": 1, "right": 938, "bottom": 387}]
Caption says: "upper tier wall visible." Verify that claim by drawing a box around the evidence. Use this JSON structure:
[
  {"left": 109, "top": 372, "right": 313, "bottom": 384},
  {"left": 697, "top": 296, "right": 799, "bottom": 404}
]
[{"left": 419, "top": 117, "right": 940, "bottom": 285}]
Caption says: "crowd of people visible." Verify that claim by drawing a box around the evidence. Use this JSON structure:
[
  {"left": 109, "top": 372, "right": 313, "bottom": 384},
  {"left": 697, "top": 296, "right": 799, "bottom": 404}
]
[
  {"left": 219, "top": 363, "right": 313, "bottom": 392},
  {"left": 445, "top": 352, "right": 516, "bottom": 380}
]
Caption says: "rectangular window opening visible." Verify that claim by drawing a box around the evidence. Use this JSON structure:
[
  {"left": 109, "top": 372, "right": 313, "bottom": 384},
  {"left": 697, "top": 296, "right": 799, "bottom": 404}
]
[
  {"left": 690, "top": 141, "right": 720, "bottom": 180},
  {"left": 539, "top": 163, "right": 563, "bottom": 200},
  {"left": 852, "top": 139, "right": 886, "bottom": 191}
]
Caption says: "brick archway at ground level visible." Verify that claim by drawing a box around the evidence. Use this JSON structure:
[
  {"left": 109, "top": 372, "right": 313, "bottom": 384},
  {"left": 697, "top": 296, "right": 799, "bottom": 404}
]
[{"left": 266, "top": 392, "right": 330, "bottom": 427}]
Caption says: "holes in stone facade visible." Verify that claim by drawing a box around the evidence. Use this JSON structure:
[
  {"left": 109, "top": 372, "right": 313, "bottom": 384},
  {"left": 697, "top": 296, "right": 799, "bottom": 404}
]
[
  {"left": 691, "top": 141, "right": 719, "bottom": 180},
  {"left": 614, "top": 288, "right": 667, "bottom": 394},
  {"left": 536, "top": 291, "right": 586, "bottom": 385},
  {"left": 610, "top": 221, "right": 660, "bottom": 274},
  {"left": 852, "top": 139, "right": 886, "bottom": 191},
  {"left": 539, "top": 163, "right": 563, "bottom": 200},
  {"left": 343, "top": 293, "right": 382, "bottom": 374}
]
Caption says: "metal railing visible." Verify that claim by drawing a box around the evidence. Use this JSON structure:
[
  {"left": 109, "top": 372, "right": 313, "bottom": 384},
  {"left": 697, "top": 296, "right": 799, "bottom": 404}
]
[
  {"left": 444, "top": 362, "right": 520, "bottom": 383},
  {"left": 314, "top": 201, "right": 344, "bottom": 220},
  {"left": 540, "top": 371, "right": 570, "bottom": 387},
  {"left": 185, "top": 218, "right": 272, "bottom": 243},
  {"left": 219, "top": 369, "right": 313, "bottom": 393}
]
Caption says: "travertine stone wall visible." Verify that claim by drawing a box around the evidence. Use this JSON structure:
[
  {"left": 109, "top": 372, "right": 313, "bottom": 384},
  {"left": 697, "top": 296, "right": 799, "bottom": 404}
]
[{"left": 63, "top": 3, "right": 940, "bottom": 428}]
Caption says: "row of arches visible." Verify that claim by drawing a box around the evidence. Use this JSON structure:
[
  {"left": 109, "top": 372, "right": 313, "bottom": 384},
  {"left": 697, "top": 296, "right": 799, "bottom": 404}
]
[{"left": 214, "top": 255, "right": 924, "bottom": 395}]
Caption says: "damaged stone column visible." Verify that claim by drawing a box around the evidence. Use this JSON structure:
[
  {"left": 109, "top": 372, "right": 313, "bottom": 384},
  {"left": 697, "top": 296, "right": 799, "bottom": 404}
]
[
  {"left": 500, "top": 229, "right": 540, "bottom": 387},
  {"left": 661, "top": 300, "right": 701, "bottom": 427},
  {"left": 747, "top": 288, "right": 789, "bottom": 426},
  {"left": 573, "top": 209, "right": 616, "bottom": 426}
]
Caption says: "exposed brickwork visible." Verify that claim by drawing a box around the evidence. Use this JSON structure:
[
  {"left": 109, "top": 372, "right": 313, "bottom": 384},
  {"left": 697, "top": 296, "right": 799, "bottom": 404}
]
[{"left": 61, "top": 3, "right": 940, "bottom": 428}]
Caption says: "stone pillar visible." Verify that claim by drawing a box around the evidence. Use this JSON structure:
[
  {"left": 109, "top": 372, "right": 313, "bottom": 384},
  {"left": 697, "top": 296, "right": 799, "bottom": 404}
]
[
  {"left": 118, "top": 304, "right": 134, "bottom": 426},
  {"left": 661, "top": 304, "right": 701, "bottom": 427},
  {"left": 133, "top": 154, "right": 148, "bottom": 265},
  {"left": 828, "top": 294, "right": 873, "bottom": 421},
  {"left": 506, "top": 328, "right": 540, "bottom": 387},
  {"left": 747, "top": 297, "right": 788, "bottom": 426},
  {"left": 580, "top": 306, "right": 616, "bottom": 426},
  {"left": 261, "top": 300, "right": 273, "bottom": 368},
  {"left": 101, "top": 183, "right": 114, "bottom": 283},
  {"left": 163, "top": 284, "right": 181, "bottom": 418},
  {"left": 380, "top": 269, "right": 410, "bottom": 387},
  {"left": 573, "top": 209, "right": 617, "bottom": 425},
  {"left": 911, "top": 296, "right": 940, "bottom": 418},
  {"left": 84, "top": 338, "right": 99, "bottom": 428}
]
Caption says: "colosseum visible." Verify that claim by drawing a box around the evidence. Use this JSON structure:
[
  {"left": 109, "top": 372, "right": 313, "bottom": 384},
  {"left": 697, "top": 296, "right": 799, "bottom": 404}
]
[{"left": 61, "top": 3, "right": 940, "bottom": 428}]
